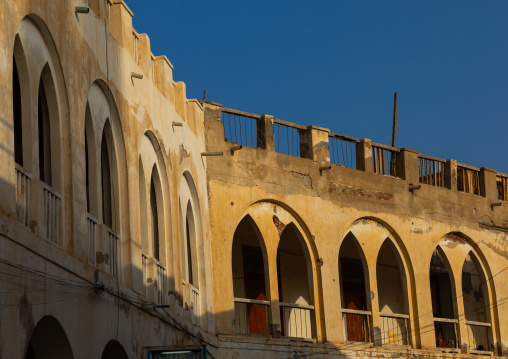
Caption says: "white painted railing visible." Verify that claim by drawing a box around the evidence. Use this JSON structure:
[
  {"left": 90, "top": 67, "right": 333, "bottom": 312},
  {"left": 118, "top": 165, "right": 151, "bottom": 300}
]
[
  {"left": 15, "top": 164, "right": 31, "bottom": 227},
  {"left": 466, "top": 320, "right": 492, "bottom": 354},
  {"left": 280, "top": 302, "right": 314, "bottom": 339},
  {"left": 42, "top": 183, "right": 60, "bottom": 244},
  {"left": 156, "top": 261, "right": 166, "bottom": 304},
  {"left": 191, "top": 285, "right": 199, "bottom": 325},
  {"left": 107, "top": 229, "right": 119, "bottom": 278},
  {"left": 87, "top": 214, "right": 98, "bottom": 265},
  {"left": 342, "top": 308, "right": 371, "bottom": 343},
  {"left": 379, "top": 312, "right": 409, "bottom": 345},
  {"left": 234, "top": 297, "right": 270, "bottom": 335}
]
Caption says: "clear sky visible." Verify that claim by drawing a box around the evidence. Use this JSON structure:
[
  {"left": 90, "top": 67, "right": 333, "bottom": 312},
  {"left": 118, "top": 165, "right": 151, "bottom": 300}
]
[{"left": 127, "top": 1, "right": 508, "bottom": 173}]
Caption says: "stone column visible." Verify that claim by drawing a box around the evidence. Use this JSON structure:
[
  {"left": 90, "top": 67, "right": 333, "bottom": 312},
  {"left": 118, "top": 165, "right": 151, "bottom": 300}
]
[
  {"left": 356, "top": 139, "right": 373, "bottom": 173},
  {"left": 480, "top": 167, "right": 498, "bottom": 201},
  {"left": 396, "top": 148, "right": 420, "bottom": 183},
  {"left": 257, "top": 115, "right": 275, "bottom": 151},
  {"left": 300, "top": 126, "right": 330, "bottom": 163},
  {"left": 444, "top": 159, "right": 458, "bottom": 191}
]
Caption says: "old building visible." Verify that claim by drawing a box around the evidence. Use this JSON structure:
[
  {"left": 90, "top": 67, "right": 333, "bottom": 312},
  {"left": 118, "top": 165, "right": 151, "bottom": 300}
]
[{"left": 1, "top": 0, "right": 508, "bottom": 358}]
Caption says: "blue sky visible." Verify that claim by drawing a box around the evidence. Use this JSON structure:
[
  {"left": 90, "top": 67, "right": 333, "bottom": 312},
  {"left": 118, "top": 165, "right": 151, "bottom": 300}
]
[{"left": 127, "top": 1, "right": 508, "bottom": 173}]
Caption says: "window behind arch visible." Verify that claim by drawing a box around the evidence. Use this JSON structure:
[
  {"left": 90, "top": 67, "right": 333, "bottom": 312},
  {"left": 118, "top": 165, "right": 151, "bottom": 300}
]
[
  {"left": 186, "top": 207, "right": 194, "bottom": 285},
  {"left": 13, "top": 58, "right": 23, "bottom": 166},
  {"left": 150, "top": 177, "right": 159, "bottom": 261},
  {"left": 101, "top": 132, "right": 112, "bottom": 228},
  {"left": 38, "top": 80, "right": 52, "bottom": 185}
]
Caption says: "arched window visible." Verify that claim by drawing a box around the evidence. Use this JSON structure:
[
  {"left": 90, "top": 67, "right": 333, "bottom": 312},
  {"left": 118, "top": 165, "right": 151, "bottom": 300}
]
[
  {"left": 430, "top": 248, "right": 457, "bottom": 349},
  {"left": 139, "top": 157, "right": 148, "bottom": 253},
  {"left": 186, "top": 201, "right": 195, "bottom": 285},
  {"left": 462, "top": 252, "right": 492, "bottom": 352},
  {"left": 276, "top": 223, "right": 314, "bottom": 339},
  {"left": 232, "top": 216, "right": 268, "bottom": 335},
  {"left": 25, "top": 316, "right": 73, "bottom": 359},
  {"left": 13, "top": 58, "right": 23, "bottom": 166},
  {"left": 339, "top": 232, "right": 370, "bottom": 343},
  {"left": 150, "top": 176, "right": 160, "bottom": 261},
  {"left": 38, "top": 78, "right": 52, "bottom": 186},
  {"left": 376, "top": 240, "right": 410, "bottom": 345},
  {"left": 101, "top": 128, "right": 113, "bottom": 229}
]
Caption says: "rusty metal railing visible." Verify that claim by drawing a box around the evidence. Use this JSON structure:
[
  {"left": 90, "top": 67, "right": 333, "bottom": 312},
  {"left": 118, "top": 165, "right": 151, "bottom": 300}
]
[
  {"left": 497, "top": 174, "right": 508, "bottom": 201},
  {"left": 273, "top": 118, "right": 305, "bottom": 158},
  {"left": 221, "top": 108, "right": 258, "bottom": 148},
  {"left": 457, "top": 165, "right": 480, "bottom": 195},
  {"left": 419, "top": 155, "right": 446, "bottom": 187},
  {"left": 329, "top": 133, "right": 358, "bottom": 168}
]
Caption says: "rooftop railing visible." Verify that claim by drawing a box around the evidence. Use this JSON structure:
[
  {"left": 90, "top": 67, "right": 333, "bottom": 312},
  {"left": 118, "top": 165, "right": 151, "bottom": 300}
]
[{"left": 210, "top": 104, "right": 507, "bottom": 203}]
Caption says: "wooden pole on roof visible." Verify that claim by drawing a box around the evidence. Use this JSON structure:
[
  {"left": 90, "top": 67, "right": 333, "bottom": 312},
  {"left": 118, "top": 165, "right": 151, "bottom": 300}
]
[{"left": 390, "top": 92, "right": 398, "bottom": 176}]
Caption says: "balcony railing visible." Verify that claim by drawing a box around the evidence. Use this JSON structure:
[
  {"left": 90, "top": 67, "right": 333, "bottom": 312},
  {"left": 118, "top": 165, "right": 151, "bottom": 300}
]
[
  {"left": 379, "top": 312, "right": 409, "bottom": 346},
  {"left": 457, "top": 165, "right": 480, "bottom": 195},
  {"left": 372, "top": 143, "right": 398, "bottom": 177},
  {"left": 497, "top": 174, "right": 508, "bottom": 201},
  {"left": 234, "top": 297, "right": 270, "bottom": 335},
  {"left": 342, "top": 308, "right": 371, "bottom": 343},
  {"left": 15, "top": 164, "right": 31, "bottom": 227},
  {"left": 466, "top": 320, "right": 492, "bottom": 355},
  {"left": 191, "top": 285, "right": 199, "bottom": 325},
  {"left": 141, "top": 252, "right": 148, "bottom": 294},
  {"left": 273, "top": 119, "right": 305, "bottom": 158},
  {"left": 280, "top": 302, "right": 314, "bottom": 339},
  {"left": 107, "top": 229, "right": 119, "bottom": 278},
  {"left": 156, "top": 261, "right": 166, "bottom": 304},
  {"left": 329, "top": 133, "right": 358, "bottom": 168},
  {"left": 419, "top": 155, "right": 445, "bottom": 187},
  {"left": 87, "top": 214, "right": 98, "bottom": 265},
  {"left": 433, "top": 317, "right": 458, "bottom": 350},
  {"left": 221, "top": 108, "right": 258, "bottom": 148},
  {"left": 42, "top": 183, "right": 60, "bottom": 244}
]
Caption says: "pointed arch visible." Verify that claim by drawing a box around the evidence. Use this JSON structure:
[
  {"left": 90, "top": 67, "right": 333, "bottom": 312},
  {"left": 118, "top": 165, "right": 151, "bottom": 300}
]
[
  {"left": 339, "top": 231, "right": 370, "bottom": 342},
  {"left": 277, "top": 222, "right": 315, "bottom": 339},
  {"left": 25, "top": 316, "right": 73, "bottom": 359},
  {"left": 429, "top": 245, "right": 458, "bottom": 349},
  {"left": 101, "top": 340, "right": 128, "bottom": 359}
]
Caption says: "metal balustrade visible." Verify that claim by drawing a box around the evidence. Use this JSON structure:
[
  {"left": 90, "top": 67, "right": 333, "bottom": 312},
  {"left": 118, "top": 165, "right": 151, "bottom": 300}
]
[
  {"left": 372, "top": 143, "right": 398, "bottom": 177},
  {"left": 457, "top": 165, "right": 480, "bottom": 195},
  {"left": 234, "top": 298, "right": 270, "bottom": 335},
  {"left": 87, "top": 214, "right": 98, "bottom": 265},
  {"left": 107, "top": 229, "right": 119, "bottom": 278},
  {"left": 221, "top": 108, "right": 258, "bottom": 148},
  {"left": 329, "top": 133, "right": 358, "bottom": 168},
  {"left": 42, "top": 184, "right": 60, "bottom": 244},
  {"left": 141, "top": 252, "right": 148, "bottom": 294},
  {"left": 419, "top": 155, "right": 445, "bottom": 187},
  {"left": 466, "top": 320, "right": 492, "bottom": 354},
  {"left": 15, "top": 164, "right": 31, "bottom": 227},
  {"left": 156, "top": 261, "right": 166, "bottom": 304},
  {"left": 280, "top": 302, "right": 314, "bottom": 339},
  {"left": 433, "top": 317, "right": 458, "bottom": 350},
  {"left": 191, "top": 285, "right": 199, "bottom": 325},
  {"left": 273, "top": 119, "right": 305, "bottom": 158},
  {"left": 342, "top": 308, "right": 371, "bottom": 343},
  {"left": 379, "top": 312, "right": 409, "bottom": 346},
  {"left": 497, "top": 174, "right": 508, "bottom": 201}
]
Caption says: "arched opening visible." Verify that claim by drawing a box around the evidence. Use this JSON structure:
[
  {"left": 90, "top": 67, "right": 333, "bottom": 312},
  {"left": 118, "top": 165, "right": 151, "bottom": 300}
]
[
  {"left": 186, "top": 201, "right": 196, "bottom": 286},
  {"left": 232, "top": 215, "right": 269, "bottom": 335},
  {"left": 13, "top": 57, "right": 23, "bottom": 166},
  {"left": 83, "top": 103, "right": 98, "bottom": 217},
  {"left": 150, "top": 166, "right": 163, "bottom": 261},
  {"left": 376, "top": 239, "right": 410, "bottom": 345},
  {"left": 101, "top": 129, "right": 112, "bottom": 228},
  {"left": 139, "top": 157, "right": 148, "bottom": 254},
  {"left": 37, "top": 76, "right": 52, "bottom": 186},
  {"left": 430, "top": 247, "right": 458, "bottom": 349},
  {"left": 25, "top": 316, "right": 73, "bottom": 359},
  {"left": 276, "top": 223, "right": 314, "bottom": 339},
  {"left": 101, "top": 340, "right": 128, "bottom": 359},
  {"left": 339, "top": 232, "right": 370, "bottom": 342},
  {"left": 462, "top": 251, "right": 493, "bottom": 352}
]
